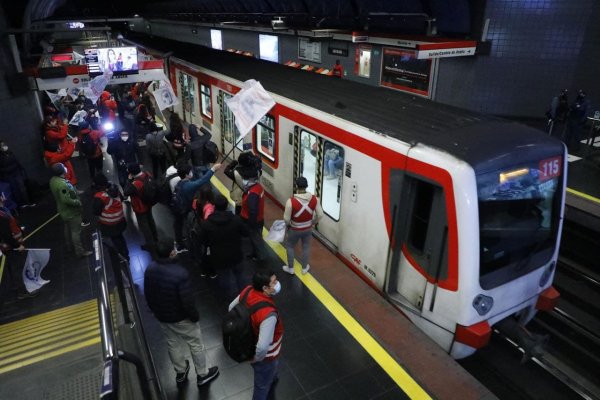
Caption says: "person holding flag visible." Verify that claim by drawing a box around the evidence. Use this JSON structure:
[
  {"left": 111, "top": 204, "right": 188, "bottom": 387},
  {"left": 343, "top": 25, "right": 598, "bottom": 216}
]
[{"left": 0, "top": 194, "right": 31, "bottom": 299}]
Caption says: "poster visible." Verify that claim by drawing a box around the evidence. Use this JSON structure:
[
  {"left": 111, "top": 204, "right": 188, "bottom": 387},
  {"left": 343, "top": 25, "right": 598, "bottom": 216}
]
[{"left": 380, "top": 48, "right": 432, "bottom": 97}]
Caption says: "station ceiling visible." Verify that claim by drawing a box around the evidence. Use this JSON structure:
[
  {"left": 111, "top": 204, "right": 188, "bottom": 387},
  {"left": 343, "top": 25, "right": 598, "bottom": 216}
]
[{"left": 19, "top": 0, "right": 476, "bottom": 37}]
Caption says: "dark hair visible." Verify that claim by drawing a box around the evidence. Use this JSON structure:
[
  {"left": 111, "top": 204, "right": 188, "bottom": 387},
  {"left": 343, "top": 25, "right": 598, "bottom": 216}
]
[
  {"left": 156, "top": 240, "right": 174, "bottom": 258},
  {"left": 252, "top": 269, "right": 275, "bottom": 291},
  {"left": 127, "top": 163, "right": 141, "bottom": 175},
  {"left": 214, "top": 194, "right": 229, "bottom": 211},
  {"left": 93, "top": 173, "right": 109, "bottom": 188},
  {"left": 196, "top": 184, "right": 215, "bottom": 208},
  {"left": 177, "top": 163, "right": 192, "bottom": 178},
  {"left": 296, "top": 176, "right": 308, "bottom": 189},
  {"left": 51, "top": 162, "right": 66, "bottom": 176}
]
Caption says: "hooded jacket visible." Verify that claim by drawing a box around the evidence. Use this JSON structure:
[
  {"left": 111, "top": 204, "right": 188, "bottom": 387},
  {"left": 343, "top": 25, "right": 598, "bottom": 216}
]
[
  {"left": 201, "top": 210, "right": 248, "bottom": 266},
  {"left": 185, "top": 124, "right": 212, "bottom": 167},
  {"left": 44, "top": 140, "right": 77, "bottom": 185}
]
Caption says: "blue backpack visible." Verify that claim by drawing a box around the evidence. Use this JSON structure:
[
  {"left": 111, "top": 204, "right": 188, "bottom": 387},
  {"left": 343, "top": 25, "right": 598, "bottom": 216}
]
[{"left": 170, "top": 180, "right": 189, "bottom": 215}]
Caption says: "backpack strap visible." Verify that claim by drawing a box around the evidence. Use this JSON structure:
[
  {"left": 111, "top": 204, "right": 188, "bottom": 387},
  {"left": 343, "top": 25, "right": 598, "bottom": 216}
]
[{"left": 240, "top": 287, "right": 275, "bottom": 315}]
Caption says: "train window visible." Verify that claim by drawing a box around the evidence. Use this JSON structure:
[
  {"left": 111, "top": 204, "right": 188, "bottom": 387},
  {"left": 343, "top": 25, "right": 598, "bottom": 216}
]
[
  {"left": 178, "top": 71, "right": 197, "bottom": 123},
  {"left": 256, "top": 114, "right": 276, "bottom": 162},
  {"left": 299, "top": 130, "right": 317, "bottom": 194},
  {"left": 222, "top": 93, "right": 244, "bottom": 151},
  {"left": 200, "top": 84, "right": 212, "bottom": 119},
  {"left": 407, "top": 181, "right": 435, "bottom": 253},
  {"left": 322, "top": 142, "right": 344, "bottom": 220},
  {"left": 477, "top": 159, "right": 562, "bottom": 289}
]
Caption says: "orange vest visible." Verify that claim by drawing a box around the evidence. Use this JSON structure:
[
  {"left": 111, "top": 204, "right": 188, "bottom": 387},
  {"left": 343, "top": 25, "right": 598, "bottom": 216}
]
[
  {"left": 289, "top": 195, "right": 317, "bottom": 231},
  {"left": 240, "top": 183, "right": 265, "bottom": 222},
  {"left": 243, "top": 286, "right": 284, "bottom": 361},
  {"left": 95, "top": 191, "right": 124, "bottom": 225}
]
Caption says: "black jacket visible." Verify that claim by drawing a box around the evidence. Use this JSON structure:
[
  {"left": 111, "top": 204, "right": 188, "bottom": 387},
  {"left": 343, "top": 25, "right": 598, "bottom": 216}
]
[
  {"left": 107, "top": 137, "right": 140, "bottom": 166},
  {"left": 201, "top": 210, "right": 248, "bottom": 267},
  {"left": 0, "top": 151, "right": 23, "bottom": 180},
  {"left": 144, "top": 259, "right": 199, "bottom": 323},
  {"left": 185, "top": 125, "right": 212, "bottom": 167}
]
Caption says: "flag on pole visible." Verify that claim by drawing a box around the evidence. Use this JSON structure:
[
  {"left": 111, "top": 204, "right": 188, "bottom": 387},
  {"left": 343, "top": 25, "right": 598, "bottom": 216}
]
[
  {"left": 68, "top": 87, "right": 81, "bottom": 101},
  {"left": 57, "top": 88, "right": 67, "bottom": 97},
  {"left": 152, "top": 80, "right": 179, "bottom": 111},
  {"left": 45, "top": 91, "right": 62, "bottom": 109},
  {"left": 22, "top": 249, "right": 51, "bottom": 293},
  {"left": 88, "top": 69, "right": 113, "bottom": 100},
  {"left": 224, "top": 79, "right": 275, "bottom": 138},
  {"left": 69, "top": 110, "right": 88, "bottom": 126}
]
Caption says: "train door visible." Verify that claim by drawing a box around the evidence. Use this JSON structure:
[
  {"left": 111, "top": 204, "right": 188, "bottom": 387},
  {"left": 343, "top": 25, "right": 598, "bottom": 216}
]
[
  {"left": 386, "top": 175, "right": 448, "bottom": 311},
  {"left": 294, "top": 128, "right": 343, "bottom": 248},
  {"left": 176, "top": 70, "right": 198, "bottom": 125},
  {"left": 219, "top": 91, "right": 245, "bottom": 160}
]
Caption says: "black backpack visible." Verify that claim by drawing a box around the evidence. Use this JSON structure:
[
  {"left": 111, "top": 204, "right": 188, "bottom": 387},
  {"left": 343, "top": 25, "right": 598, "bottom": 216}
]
[
  {"left": 136, "top": 173, "right": 158, "bottom": 205},
  {"left": 156, "top": 173, "right": 178, "bottom": 205},
  {"left": 222, "top": 288, "right": 273, "bottom": 362},
  {"left": 80, "top": 133, "right": 97, "bottom": 157},
  {"left": 170, "top": 180, "right": 189, "bottom": 215}
]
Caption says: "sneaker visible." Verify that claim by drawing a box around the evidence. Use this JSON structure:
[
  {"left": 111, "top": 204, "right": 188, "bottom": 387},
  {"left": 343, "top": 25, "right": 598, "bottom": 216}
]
[
  {"left": 197, "top": 366, "right": 219, "bottom": 386},
  {"left": 79, "top": 250, "right": 94, "bottom": 257},
  {"left": 176, "top": 360, "right": 190, "bottom": 387},
  {"left": 209, "top": 272, "right": 218, "bottom": 279},
  {"left": 302, "top": 264, "right": 311, "bottom": 275},
  {"left": 81, "top": 221, "right": 91, "bottom": 227},
  {"left": 282, "top": 265, "right": 295, "bottom": 275},
  {"left": 17, "top": 290, "right": 40, "bottom": 299}
]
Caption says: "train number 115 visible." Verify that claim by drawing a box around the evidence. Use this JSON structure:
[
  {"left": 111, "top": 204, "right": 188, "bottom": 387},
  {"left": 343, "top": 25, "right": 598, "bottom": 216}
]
[{"left": 539, "top": 156, "right": 562, "bottom": 181}]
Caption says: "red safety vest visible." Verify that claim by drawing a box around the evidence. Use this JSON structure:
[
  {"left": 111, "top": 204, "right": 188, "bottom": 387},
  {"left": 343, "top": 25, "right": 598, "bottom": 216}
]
[
  {"left": 95, "top": 191, "right": 125, "bottom": 225},
  {"left": 289, "top": 195, "right": 317, "bottom": 231},
  {"left": 243, "top": 286, "right": 284, "bottom": 361},
  {"left": 240, "top": 183, "right": 264, "bottom": 222}
]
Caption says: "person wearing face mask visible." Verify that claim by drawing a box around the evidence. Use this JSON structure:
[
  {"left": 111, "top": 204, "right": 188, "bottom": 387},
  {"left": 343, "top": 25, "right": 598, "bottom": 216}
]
[
  {"left": 228, "top": 269, "right": 283, "bottom": 400},
  {"left": 144, "top": 239, "right": 220, "bottom": 388},
  {"left": 107, "top": 130, "right": 140, "bottom": 188},
  {"left": 0, "top": 141, "right": 35, "bottom": 208}
]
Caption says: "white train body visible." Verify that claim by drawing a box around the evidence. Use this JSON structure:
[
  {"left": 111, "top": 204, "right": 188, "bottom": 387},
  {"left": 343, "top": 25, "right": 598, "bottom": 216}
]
[{"left": 147, "top": 44, "right": 565, "bottom": 358}]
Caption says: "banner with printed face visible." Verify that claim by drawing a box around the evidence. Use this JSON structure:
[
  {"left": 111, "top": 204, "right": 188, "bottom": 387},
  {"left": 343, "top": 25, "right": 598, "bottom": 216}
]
[
  {"left": 22, "top": 249, "right": 51, "bottom": 293},
  {"left": 224, "top": 79, "right": 275, "bottom": 137},
  {"left": 69, "top": 110, "right": 88, "bottom": 126},
  {"left": 88, "top": 70, "right": 113, "bottom": 100},
  {"left": 152, "top": 80, "right": 179, "bottom": 111}
]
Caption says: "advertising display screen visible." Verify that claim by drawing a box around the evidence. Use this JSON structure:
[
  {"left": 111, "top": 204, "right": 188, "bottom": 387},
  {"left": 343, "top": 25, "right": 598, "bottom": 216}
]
[
  {"left": 85, "top": 47, "right": 139, "bottom": 76},
  {"left": 380, "top": 48, "right": 432, "bottom": 97}
]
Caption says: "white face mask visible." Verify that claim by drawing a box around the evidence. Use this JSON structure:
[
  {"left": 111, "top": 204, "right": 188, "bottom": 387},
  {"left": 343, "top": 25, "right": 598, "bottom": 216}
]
[
  {"left": 121, "top": 136, "right": 128, "bottom": 142},
  {"left": 271, "top": 281, "right": 281, "bottom": 296},
  {"left": 1, "top": 146, "right": 8, "bottom": 152}
]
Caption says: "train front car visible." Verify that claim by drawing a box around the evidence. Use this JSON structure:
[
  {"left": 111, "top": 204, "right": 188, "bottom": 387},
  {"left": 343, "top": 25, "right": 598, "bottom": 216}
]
[{"left": 449, "top": 122, "right": 566, "bottom": 358}]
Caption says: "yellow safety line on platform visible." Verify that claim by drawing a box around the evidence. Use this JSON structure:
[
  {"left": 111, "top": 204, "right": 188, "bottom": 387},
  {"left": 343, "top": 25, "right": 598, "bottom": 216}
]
[
  {"left": 566, "top": 187, "right": 600, "bottom": 204},
  {"left": 211, "top": 176, "right": 431, "bottom": 400},
  {"left": 0, "top": 213, "right": 60, "bottom": 286},
  {"left": 0, "top": 299, "right": 100, "bottom": 374},
  {"left": 0, "top": 338, "right": 101, "bottom": 375}
]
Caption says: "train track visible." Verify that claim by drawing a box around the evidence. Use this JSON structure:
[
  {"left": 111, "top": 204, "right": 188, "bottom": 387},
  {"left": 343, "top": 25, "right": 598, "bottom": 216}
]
[{"left": 460, "top": 250, "right": 600, "bottom": 399}]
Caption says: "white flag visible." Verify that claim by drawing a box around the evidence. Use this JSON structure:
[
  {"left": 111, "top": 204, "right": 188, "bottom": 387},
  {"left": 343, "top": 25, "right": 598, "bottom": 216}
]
[
  {"left": 225, "top": 79, "right": 275, "bottom": 138},
  {"left": 57, "top": 88, "right": 67, "bottom": 96},
  {"left": 68, "top": 87, "right": 81, "bottom": 100},
  {"left": 152, "top": 80, "right": 179, "bottom": 111},
  {"left": 82, "top": 87, "right": 99, "bottom": 103},
  {"left": 69, "top": 110, "right": 88, "bottom": 126},
  {"left": 88, "top": 69, "right": 113, "bottom": 99},
  {"left": 22, "top": 249, "right": 51, "bottom": 293},
  {"left": 45, "top": 91, "right": 62, "bottom": 109}
]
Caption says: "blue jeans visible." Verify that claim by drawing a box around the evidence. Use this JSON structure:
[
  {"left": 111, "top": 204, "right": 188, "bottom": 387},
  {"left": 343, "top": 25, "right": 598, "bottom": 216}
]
[
  {"left": 286, "top": 228, "right": 312, "bottom": 270},
  {"left": 251, "top": 358, "right": 279, "bottom": 400}
]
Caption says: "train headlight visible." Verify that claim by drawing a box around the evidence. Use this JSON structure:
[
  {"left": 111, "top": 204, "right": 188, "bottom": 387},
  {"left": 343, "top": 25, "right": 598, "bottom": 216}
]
[
  {"left": 472, "top": 294, "right": 494, "bottom": 316},
  {"left": 538, "top": 261, "right": 555, "bottom": 287}
]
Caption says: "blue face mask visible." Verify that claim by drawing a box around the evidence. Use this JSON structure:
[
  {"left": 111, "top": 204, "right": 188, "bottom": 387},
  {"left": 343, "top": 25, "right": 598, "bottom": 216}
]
[{"left": 271, "top": 281, "right": 281, "bottom": 296}]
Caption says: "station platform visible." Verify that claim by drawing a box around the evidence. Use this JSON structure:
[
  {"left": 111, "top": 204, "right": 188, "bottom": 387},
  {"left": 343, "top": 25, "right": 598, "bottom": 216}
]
[{"left": 0, "top": 152, "right": 494, "bottom": 399}]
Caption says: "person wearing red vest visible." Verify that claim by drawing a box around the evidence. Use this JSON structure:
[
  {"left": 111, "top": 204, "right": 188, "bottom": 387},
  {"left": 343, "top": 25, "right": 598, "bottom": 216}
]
[
  {"left": 282, "top": 176, "right": 323, "bottom": 275},
  {"left": 240, "top": 176, "right": 267, "bottom": 261},
  {"left": 228, "top": 269, "right": 283, "bottom": 400},
  {"left": 123, "top": 163, "right": 158, "bottom": 255},
  {"left": 92, "top": 174, "right": 129, "bottom": 260}
]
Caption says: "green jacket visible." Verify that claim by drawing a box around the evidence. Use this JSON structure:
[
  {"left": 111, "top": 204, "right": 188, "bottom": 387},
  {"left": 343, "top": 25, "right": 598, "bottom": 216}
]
[{"left": 50, "top": 176, "right": 82, "bottom": 220}]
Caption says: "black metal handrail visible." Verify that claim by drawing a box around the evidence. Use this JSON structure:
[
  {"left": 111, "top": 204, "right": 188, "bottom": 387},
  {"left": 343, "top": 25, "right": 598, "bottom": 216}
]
[{"left": 93, "top": 231, "right": 162, "bottom": 400}]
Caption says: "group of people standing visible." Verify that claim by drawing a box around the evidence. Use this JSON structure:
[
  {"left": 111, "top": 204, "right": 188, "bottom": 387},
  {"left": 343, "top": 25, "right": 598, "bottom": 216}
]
[{"left": 546, "top": 88, "right": 591, "bottom": 150}]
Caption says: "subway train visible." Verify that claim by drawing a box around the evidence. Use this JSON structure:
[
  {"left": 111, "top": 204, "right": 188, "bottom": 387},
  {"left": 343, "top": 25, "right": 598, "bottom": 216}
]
[{"left": 133, "top": 36, "right": 566, "bottom": 358}]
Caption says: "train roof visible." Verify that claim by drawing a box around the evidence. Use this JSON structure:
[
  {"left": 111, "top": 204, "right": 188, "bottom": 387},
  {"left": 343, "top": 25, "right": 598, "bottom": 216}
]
[{"left": 128, "top": 34, "right": 564, "bottom": 171}]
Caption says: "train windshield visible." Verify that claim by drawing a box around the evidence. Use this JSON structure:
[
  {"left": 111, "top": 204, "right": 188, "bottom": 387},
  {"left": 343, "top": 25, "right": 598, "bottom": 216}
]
[{"left": 477, "top": 156, "right": 562, "bottom": 289}]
